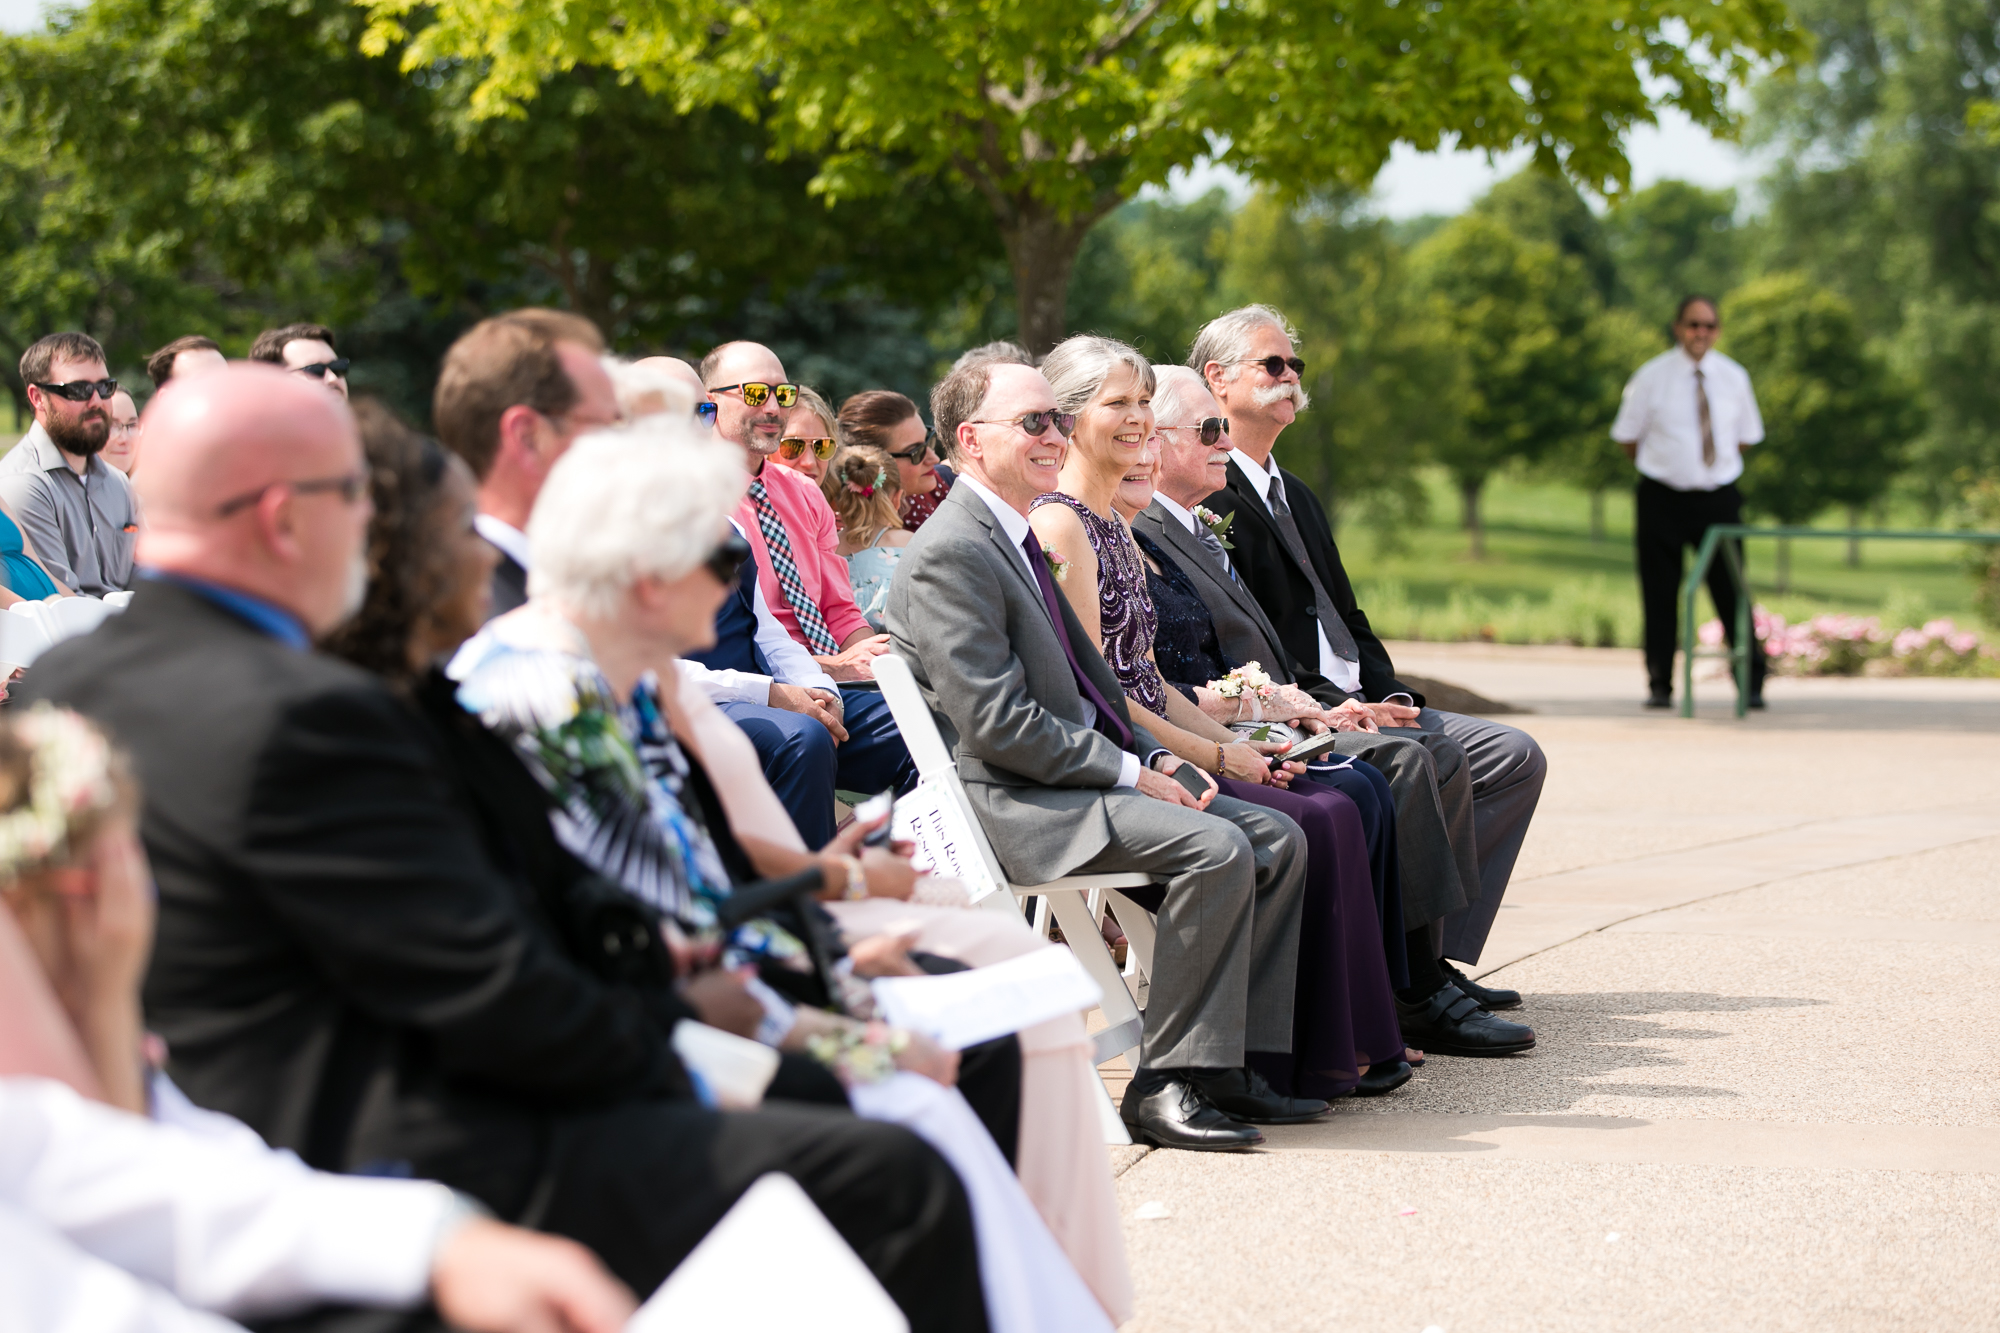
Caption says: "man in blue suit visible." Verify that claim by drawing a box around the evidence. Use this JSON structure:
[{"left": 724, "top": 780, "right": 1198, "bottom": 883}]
[{"left": 683, "top": 522, "right": 917, "bottom": 846}]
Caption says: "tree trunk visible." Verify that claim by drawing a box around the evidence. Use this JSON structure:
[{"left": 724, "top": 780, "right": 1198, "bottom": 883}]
[
  {"left": 1845, "top": 504, "right": 1862, "bottom": 567},
  {"left": 1460, "top": 477, "right": 1486, "bottom": 560},
  {"left": 999, "top": 207, "right": 1105, "bottom": 356},
  {"left": 1589, "top": 490, "right": 1605, "bottom": 542},
  {"left": 1776, "top": 535, "right": 1792, "bottom": 594}
]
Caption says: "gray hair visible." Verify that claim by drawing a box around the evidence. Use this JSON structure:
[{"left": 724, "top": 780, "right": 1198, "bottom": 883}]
[
  {"left": 1187, "top": 304, "right": 1302, "bottom": 385},
  {"left": 527, "top": 417, "right": 749, "bottom": 619},
  {"left": 1039, "top": 335, "right": 1155, "bottom": 415},
  {"left": 1150, "top": 365, "right": 1212, "bottom": 429},
  {"left": 603, "top": 355, "right": 697, "bottom": 422}
]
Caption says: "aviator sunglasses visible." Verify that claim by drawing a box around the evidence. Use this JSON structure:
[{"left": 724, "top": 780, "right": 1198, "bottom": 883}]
[
  {"left": 33, "top": 378, "right": 119, "bottom": 402},
  {"left": 779, "top": 436, "right": 838, "bottom": 462},
  {"left": 1163, "top": 416, "right": 1231, "bottom": 446},
  {"left": 705, "top": 529, "right": 752, "bottom": 588},
  {"left": 964, "top": 409, "right": 1076, "bottom": 439},
  {"left": 712, "top": 381, "right": 799, "bottom": 409},
  {"left": 1241, "top": 355, "right": 1305, "bottom": 378}
]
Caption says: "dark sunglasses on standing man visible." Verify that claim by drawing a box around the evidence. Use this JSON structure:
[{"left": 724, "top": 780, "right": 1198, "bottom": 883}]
[{"left": 33, "top": 378, "right": 119, "bottom": 402}]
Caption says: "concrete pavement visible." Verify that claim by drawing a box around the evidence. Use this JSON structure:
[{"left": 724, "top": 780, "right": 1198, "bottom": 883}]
[{"left": 1109, "top": 642, "right": 2000, "bottom": 1332}]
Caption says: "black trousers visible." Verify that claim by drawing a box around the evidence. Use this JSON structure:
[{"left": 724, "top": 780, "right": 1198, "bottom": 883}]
[
  {"left": 252, "top": 1101, "right": 989, "bottom": 1333},
  {"left": 1635, "top": 477, "right": 1767, "bottom": 698}
]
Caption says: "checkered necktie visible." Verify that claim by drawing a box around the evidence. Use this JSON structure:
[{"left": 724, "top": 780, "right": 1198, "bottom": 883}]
[{"left": 747, "top": 476, "right": 841, "bottom": 655}]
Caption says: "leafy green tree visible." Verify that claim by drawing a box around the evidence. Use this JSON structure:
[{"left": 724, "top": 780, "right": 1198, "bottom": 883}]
[
  {"left": 1065, "top": 190, "right": 1232, "bottom": 365},
  {"left": 1474, "top": 170, "right": 1622, "bottom": 305},
  {"left": 366, "top": 0, "right": 1804, "bottom": 352},
  {"left": 1749, "top": 0, "right": 2000, "bottom": 507},
  {"left": 1544, "top": 304, "right": 1662, "bottom": 540},
  {"left": 1724, "top": 271, "right": 1924, "bottom": 588},
  {"left": 1221, "top": 189, "right": 1463, "bottom": 540},
  {"left": 0, "top": 0, "right": 998, "bottom": 416},
  {"left": 1605, "top": 180, "right": 1748, "bottom": 326},
  {"left": 1409, "top": 211, "right": 1615, "bottom": 557}
]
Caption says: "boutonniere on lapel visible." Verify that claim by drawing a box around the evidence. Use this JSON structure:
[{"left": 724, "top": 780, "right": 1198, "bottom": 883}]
[
  {"left": 1043, "top": 548, "right": 1072, "bottom": 583},
  {"left": 1192, "top": 504, "right": 1235, "bottom": 550}
]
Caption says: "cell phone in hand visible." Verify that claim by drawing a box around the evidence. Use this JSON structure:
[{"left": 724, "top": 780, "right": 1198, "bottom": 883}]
[
  {"left": 1277, "top": 730, "right": 1345, "bottom": 766},
  {"left": 854, "top": 789, "right": 897, "bottom": 847},
  {"left": 1169, "top": 762, "right": 1215, "bottom": 802}
]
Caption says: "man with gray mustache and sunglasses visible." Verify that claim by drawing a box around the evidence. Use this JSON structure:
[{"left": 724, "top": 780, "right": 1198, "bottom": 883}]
[
  {"left": 1191, "top": 304, "right": 1548, "bottom": 1061},
  {"left": 1, "top": 331, "right": 138, "bottom": 596}
]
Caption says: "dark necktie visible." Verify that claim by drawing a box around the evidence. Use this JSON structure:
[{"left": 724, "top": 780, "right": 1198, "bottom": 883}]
[
  {"left": 747, "top": 476, "right": 842, "bottom": 655},
  {"left": 1694, "top": 366, "right": 1717, "bottom": 467},
  {"left": 1195, "top": 526, "right": 1238, "bottom": 583},
  {"left": 1262, "top": 472, "right": 1360, "bottom": 665},
  {"left": 1021, "top": 528, "right": 1132, "bottom": 751}
]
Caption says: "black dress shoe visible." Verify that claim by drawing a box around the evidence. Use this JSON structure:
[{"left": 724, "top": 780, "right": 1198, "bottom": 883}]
[
  {"left": 1748, "top": 695, "right": 1767, "bottom": 710},
  {"left": 1395, "top": 984, "right": 1537, "bottom": 1057},
  {"left": 1191, "top": 1067, "right": 1330, "bottom": 1124},
  {"left": 1355, "top": 1060, "right": 1412, "bottom": 1096},
  {"left": 1644, "top": 692, "right": 1672, "bottom": 709},
  {"left": 1121, "top": 1075, "right": 1265, "bottom": 1150},
  {"left": 1441, "top": 959, "right": 1521, "bottom": 1010}
]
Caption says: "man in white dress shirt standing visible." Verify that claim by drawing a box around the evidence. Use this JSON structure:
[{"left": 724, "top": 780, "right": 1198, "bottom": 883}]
[{"left": 1612, "top": 295, "right": 1768, "bottom": 709}]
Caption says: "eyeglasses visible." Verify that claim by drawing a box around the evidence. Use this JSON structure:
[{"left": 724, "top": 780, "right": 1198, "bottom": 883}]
[
  {"left": 778, "top": 436, "right": 837, "bottom": 462},
  {"left": 214, "top": 471, "right": 370, "bottom": 517},
  {"left": 32, "top": 378, "right": 118, "bottom": 402},
  {"left": 711, "top": 382, "right": 799, "bottom": 409},
  {"left": 964, "top": 410, "right": 1076, "bottom": 440},
  {"left": 1240, "top": 355, "right": 1305, "bottom": 378},
  {"left": 694, "top": 402, "right": 718, "bottom": 427},
  {"left": 1161, "top": 417, "right": 1231, "bottom": 446},
  {"left": 886, "top": 436, "right": 937, "bottom": 464},
  {"left": 704, "top": 530, "right": 752, "bottom": 588},
  {"left": 108, "top": 418, "right": 141, "bottom": 437},
  {"left": 291, "top": 358, "right": 350, "bottom": 380}
]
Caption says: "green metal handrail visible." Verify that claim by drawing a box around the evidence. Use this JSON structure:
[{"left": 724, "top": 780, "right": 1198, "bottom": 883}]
[{"left": 1680, "top": 525, "right": 2000, "bottom": 717}]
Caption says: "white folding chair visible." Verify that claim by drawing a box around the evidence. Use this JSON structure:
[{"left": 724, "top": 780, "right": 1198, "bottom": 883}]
[{"left": 873, "top": 654, "right": 1156, "bottom": 1143}]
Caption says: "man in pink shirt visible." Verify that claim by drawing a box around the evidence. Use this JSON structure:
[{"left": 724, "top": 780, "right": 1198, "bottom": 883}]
[{"left": 701, "top": 341, "right": 916, "bottom": 841}]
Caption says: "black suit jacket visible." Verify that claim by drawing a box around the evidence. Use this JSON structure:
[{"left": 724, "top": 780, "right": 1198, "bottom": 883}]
[
  {"left": 1202, "top": 458, "right": 1424, "bottom": 707},
  {"left": 20, "top": 580, "right": 689, "bottom": 1207},
  {"left": 488, "top": 542, "right": 528, "bottom": 618}
]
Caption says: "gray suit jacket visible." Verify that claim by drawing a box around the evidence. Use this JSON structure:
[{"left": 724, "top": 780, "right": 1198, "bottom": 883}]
[
  {"left": 1132, "top": 499, "right": 1312, "bottom": 690},
  {"left": 886, "top": 482, "right": 1161, "bottom": 885}
]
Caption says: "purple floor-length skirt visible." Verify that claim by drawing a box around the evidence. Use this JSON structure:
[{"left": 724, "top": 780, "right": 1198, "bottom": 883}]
[{"left": 1216, "top": 775, "right": 1405, "bottom": 1100}]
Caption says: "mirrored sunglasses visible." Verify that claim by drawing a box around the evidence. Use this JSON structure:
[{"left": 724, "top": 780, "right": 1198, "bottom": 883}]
[
  {"left": 695, "top": 402, "right": 718, "bottom": 427},
  {"left": 714, "top": 381, "right": 799, "bottom": 409},
  {"left": 778, "top": 436, "right": 838, "bottom": 461}
]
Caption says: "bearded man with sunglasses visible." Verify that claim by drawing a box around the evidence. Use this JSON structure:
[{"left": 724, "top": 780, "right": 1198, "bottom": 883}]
[
  {"left": 699, "top": 341, "right": 917, "bottom": 847},
  {"left": 1193, "top": 305, "right": 1547, "bottom": 1059},
  {"left": 0, "top": 332, "right": 138, "bottom": 596}
]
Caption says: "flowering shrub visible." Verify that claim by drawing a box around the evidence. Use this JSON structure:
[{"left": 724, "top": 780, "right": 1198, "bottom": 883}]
[{"left": 1700, "top": 608, "right": 1998, "bottom": 676}]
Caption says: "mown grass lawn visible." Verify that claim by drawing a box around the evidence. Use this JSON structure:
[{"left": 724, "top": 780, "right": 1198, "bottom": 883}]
[{"left": 1334, "top": 469, "right": 1989, "bottom": 647}]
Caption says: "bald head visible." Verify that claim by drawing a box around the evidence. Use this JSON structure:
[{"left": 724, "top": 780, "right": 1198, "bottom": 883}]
[
  {"left": 136, "top": 363, "right": 372, "bottom": 636},
  {"left": 701, "top": 341, "right": 790, "bottom": 465},
  {"left": 638, "top": 356, "right": 705, "bottom": 401}
]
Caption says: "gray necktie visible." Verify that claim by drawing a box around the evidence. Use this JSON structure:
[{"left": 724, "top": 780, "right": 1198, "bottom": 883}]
[
  {"left": 1195, "top": 526, "right": 1237, "bottom": 583},
  {"left": 1694, "top": 366, "right": 1716, "bottom": 467},
  {"left": 1264, "top": 473, "right": 1361, "bottom": 665}
]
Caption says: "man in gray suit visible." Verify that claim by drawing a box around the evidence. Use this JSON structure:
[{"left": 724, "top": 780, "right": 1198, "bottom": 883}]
[{"left": 886, "top": 357, "right": 1320, "bottom": 1151}]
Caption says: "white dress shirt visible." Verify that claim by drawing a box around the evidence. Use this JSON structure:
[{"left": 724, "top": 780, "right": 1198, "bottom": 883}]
[
  {"left": 0, "top": 1077, "right": 452, "bottom": 1332},
  {"left": 957, "top": 473, "right": 1139, "bottom": 789},
  {"left": 1611, "top": 347, "right": 1764, "bottom": 491},
  {"left": 1228, "top": 448, "right": 1363, "bottom": 696},
  {"left": 679, "top": 519, "right": 841, "bottom": 705},
  {"left": 472, "top": 512, "right": 530, "bottom": 572}
]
